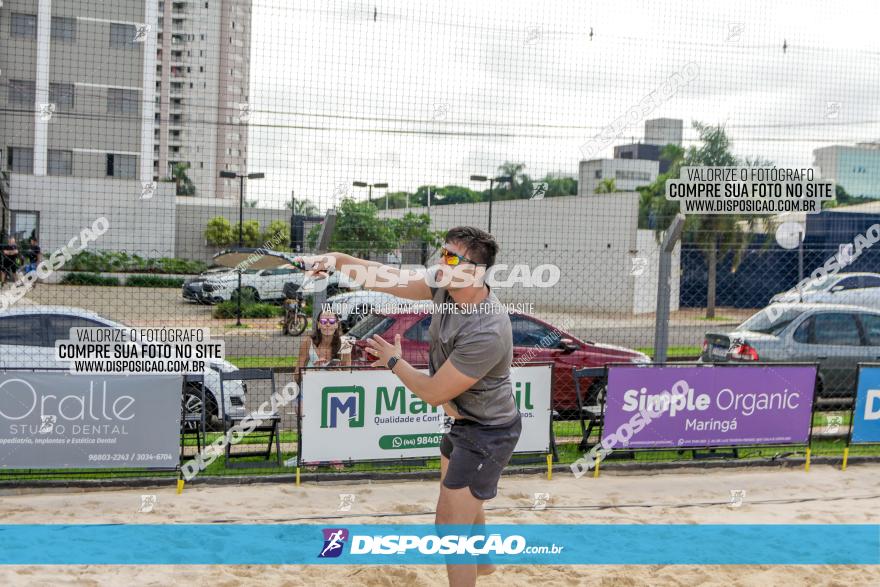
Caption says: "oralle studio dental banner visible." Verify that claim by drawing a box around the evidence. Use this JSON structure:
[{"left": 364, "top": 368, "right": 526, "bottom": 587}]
[
  {"left": 604, "top": 365, "right": 817, "bottom": 449},
  {"left": 300, "top": 365, "right": 552, "bottom": 463},
  {"left": 0, "top": 372, "right": 181, "bottom": 469}
]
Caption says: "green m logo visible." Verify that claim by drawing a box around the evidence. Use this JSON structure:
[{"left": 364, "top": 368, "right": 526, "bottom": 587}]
[{"left": 321, "top": 386, "right": 365, "bottom": 428}]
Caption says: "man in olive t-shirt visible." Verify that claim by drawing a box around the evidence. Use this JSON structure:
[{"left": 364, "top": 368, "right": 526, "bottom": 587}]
[
  {"left": 296, "top": 226, "right": 521, "bottom": 585},
  {"left": 427, "top": 283, "right": 518, "bottom": 426}
]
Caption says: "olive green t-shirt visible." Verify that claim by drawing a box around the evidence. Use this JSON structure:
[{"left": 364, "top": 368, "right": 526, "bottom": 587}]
[{"left": 428, "top": 285, "right": 518, "bottom": 425}]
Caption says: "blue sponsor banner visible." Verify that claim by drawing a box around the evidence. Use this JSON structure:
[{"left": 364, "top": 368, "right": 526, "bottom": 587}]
[
  {"left": 0, "top": 524, "right": 878, "bottom": 565},
  {"left": 853, "top": 367, "right": 880, "bottom": 443}
]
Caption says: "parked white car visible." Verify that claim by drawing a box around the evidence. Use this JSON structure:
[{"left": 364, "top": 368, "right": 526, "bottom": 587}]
[
  {"left": 200, "top": 267, "right": 360, "bottom": 304},
  {"left": 0, "top": 306, "right": 247, "bottom": 428},
  {"left": 770, "top": 272, "right": 880, "bottom": 308},
  {"left": 199, "top": 267, "right": 301, "bottom": 303}
]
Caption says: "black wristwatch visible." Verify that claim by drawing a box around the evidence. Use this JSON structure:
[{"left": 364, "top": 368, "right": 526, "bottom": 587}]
[{"left": 387, "top": 355, "right": 401, "bottom": 372}]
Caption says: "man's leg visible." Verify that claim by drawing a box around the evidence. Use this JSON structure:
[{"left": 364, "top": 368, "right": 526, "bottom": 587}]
[
  {"left": 473, "top": 505, "right": 495, "bottom": 576},
  {"left": 440, "top": 455, "right": 494, "bottom": 577},
  {"left": 436, "top": 484, "right": 484, "bottom": 587}
]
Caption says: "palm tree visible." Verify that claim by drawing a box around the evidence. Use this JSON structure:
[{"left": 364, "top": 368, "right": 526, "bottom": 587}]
[
  {"left": 594, "top": 178, "right": 617, "bottom": 194},
  {"left": 286, "top": 198, "right": 319, "bottom": 216},
  {"left": 640, "top": 123, "right": 774, "bottom": 319},
  {"left": 497, "top": 161, "right": 526, "bottom": 192},
  {"left": 171, "top": 162, "right": 195, "bottom": 196}
]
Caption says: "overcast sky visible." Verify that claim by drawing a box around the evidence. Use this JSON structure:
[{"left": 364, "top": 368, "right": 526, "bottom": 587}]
[{"left": 244, "top": 0, "right": 880, "bottom": 209}]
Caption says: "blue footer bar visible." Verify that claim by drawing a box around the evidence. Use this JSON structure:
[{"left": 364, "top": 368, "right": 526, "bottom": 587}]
[{"left": 0, "top": 524, "right": 877, "bottom": 565}]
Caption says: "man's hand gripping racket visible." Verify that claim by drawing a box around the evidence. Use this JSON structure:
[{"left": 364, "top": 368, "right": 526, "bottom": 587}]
[{"left": 288, "top": 254, "right": 336, "bottom": 280}]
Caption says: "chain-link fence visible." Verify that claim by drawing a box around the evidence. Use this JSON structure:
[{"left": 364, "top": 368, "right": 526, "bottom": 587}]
[{"left": 1, "top": 0, "right": 878, "bottom": 482}]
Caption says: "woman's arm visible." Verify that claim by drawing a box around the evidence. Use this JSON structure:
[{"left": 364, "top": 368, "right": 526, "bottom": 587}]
[
  {"left": 340, "top": 338, "right": 352, "bottom": 367},
  {"left": 296, "top": 337, "right": 310, "bottom": 381}
]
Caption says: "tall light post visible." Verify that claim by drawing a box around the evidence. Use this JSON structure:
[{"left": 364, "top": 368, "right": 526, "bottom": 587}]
[
  {"left": 352, "top": 181, "right": 388, "bottom": 207},
  {"left": 219, "top": 170, "right": 265, "bottom": 326},
  {"left": 470, "top": 174, "right": 512, "bottom": 233}
]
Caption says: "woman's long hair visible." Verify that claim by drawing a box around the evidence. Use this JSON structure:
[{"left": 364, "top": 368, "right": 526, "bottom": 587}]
[{"left": 311, "top": 310, "right": 342, "bottom": 359}]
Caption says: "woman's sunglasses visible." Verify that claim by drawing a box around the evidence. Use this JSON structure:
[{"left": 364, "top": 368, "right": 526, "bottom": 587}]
[
  {"left": 440, "top": 247, "right": 483, "bottom": 267},
  {"left": 319, "top": 317, "right": 338, "bottom": 325}
]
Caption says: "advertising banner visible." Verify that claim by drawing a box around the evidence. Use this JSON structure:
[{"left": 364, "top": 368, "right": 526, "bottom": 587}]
[
  {"left": 852, "top": 366, "right": 880, "bottom": 443},
  {"left": 604, "top": 365, "right": 817, "bottom": 449},
  {"left": 300, "top": 365, "right": 552, "bottom": 462},
  {"left": 0, "top": 372, "right": 182, "bottom": 469}
]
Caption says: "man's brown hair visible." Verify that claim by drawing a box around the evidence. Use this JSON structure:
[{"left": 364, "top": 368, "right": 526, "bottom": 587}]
[{"left": 444, "top": 226, "right": 499, "bottom": 267}]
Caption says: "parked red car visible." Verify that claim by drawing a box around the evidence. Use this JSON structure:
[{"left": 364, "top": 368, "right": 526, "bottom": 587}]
[{"left": 347, "top": 309, "right": 650, "bottom": 417}]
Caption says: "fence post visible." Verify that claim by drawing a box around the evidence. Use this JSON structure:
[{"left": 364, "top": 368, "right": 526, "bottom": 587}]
[
  {"left": 653, "top": 214, "right": 686, "bottom": 363},
  {"left": 312, "top": 209, "right": 337, "bottom": 322}
]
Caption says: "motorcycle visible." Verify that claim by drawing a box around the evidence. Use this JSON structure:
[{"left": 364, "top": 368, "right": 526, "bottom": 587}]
[{"left": 281, "top": 293, "right": 309, "bottom": 336}]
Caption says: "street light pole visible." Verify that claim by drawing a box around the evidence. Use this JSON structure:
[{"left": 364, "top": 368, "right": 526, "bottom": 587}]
[
  {"left": 353, "top": 181, "right": 388, "bottom": 208},
  {"left": 220, "top": 170, "right": 264, "bottom": 327},
  {"left": 470, "top": 174, "right": 511, "bottom": 234},
  {"left": 238, "top": 176, "right": 244, "bottom": 246},
  {"left": 488, "top": 178, "right": 495, "bottom": 233}
]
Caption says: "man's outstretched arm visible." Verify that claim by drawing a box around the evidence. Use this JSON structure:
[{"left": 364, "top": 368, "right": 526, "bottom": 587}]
[{"left": 293, "top": 252, "right": 433, "bottom": 301}]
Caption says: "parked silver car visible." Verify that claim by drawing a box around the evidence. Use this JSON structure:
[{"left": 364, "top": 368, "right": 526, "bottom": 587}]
[
  {"left": 701, "top": 302, "right": 880, "bottom": 399},
  {"left": 770, "top": 272, "right": 880, "bottom": 307}
]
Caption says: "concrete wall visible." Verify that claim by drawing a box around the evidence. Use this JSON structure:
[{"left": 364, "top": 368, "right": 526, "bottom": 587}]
[
  {"left": 379, "top": 193, "right": 641, "bottom": 312},
  {"left": 174, "top": 202, "right": 321, "bottom": 262},
  {"left": 9, "top": 173, "right": 176, "bottom": 256},
  {"left": 632, "top": 229, "right": 681, "bottom": 315},
  {"left": 378, "top": 196, "right": 682, "bottom": 314}
]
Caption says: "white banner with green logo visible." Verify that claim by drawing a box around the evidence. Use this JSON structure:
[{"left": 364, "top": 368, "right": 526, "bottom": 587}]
[{"left": 300, "top": 365, "right": 552, "bottom": 463}]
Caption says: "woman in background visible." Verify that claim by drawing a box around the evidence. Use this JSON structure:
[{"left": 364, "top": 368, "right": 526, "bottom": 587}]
[
  {"left": 296, "top": 309, "right": 351, "bottom": 375},
  {"left": 295, "top": 309, "right": 351, "bottom": 471}
]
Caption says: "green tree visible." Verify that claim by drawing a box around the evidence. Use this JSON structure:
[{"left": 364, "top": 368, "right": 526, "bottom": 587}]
[
  {"left": 262, "top": 220, "right": 290, "bottom": 248},
  {"left": 205, "top": 216, "right": 234, "bottom": 247},
  {"left": 594, "top": 178, "right": 617, "bottom": 194},
  {"left": 541, "top": 175, "right": 577, "bottom": 197},
  {"left": 171, "top": 162, "right": 196, "bottom": 197},
  {"left": 387, "top": 212, "right": 445, "bottom": 264},
  {"left": 433, "top": 185, "right": 483, "bottom": 206},
  {"left": 232, "top": 219, "right": 262, "bottom": 247},
  {"left": 306, "top": 198, "right": 397, "bottom": 257}
]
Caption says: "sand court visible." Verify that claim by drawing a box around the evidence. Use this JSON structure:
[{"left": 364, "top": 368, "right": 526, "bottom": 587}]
[{"left": 1, "top": 464, "right": 878, "bottom": 585}]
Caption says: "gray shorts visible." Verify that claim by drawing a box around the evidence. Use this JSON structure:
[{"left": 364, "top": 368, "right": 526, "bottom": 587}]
[{"left": 439, "top": 413, "right": 522, "bottom": 500}]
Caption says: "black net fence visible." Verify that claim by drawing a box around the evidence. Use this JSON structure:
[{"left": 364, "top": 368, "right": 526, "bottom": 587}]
[{"left": 1, "top": 0, "right": 878, "bottom": 482}]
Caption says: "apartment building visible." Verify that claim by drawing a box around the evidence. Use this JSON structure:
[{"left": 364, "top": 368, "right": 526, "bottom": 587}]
[
  {"left": 1, "top": 0, "right": 156, "bottom": 182},
  {"left": 0, "top": 0, "right": 175, "bottom": 255},
  {"left": 813, "top": 143, "right": 880, "bottom": 199},
  {"left": 153, "top": 0, "right": 251, "bottom": 201}
]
